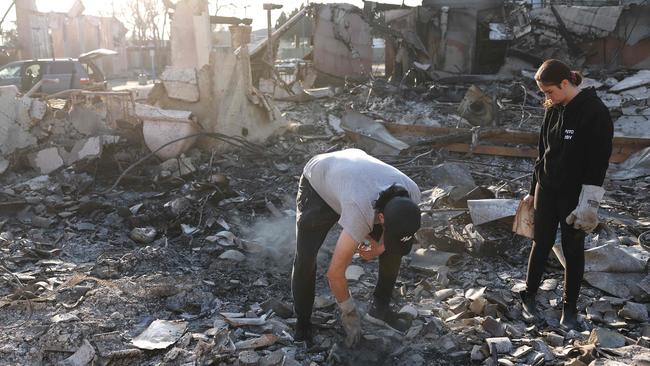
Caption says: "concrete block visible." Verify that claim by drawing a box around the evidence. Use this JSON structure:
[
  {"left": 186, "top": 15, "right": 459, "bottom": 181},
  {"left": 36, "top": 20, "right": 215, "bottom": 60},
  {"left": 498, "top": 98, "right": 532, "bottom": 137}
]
[
  {"left": 63, "top": 135, "right": 119, "bottom": 165},
  {"left": 170, "top": 0, "right": 211, "bottom": 68},
  {"left": 486, "top": 337, "right": 512, "bottom": 354},
  {"left": 482, "top": 316, "right": 506, "bottom": 337},
  {"left": 619, "top": 301, "right": 649, "bottom": 322},
  {"left": 0, "top": 86, "right": 37, "bottom": 155},
  {"left": 68, "top": 105, "right": 110, "bottom": 136},
  {"left": 137, "top": 103, "right": 199, "bottom": 160},
  {"left": 65, "top": 136, "right": 103, "bottom": 165},
  {"left": 161, "top": 67, "right": 200, "bottom": 102},
  {"left": 28, "top": 147, "right": 65, "bottom": 174},
  {"left": 588, "top": 327, "right": 626, "bottom": 348}
]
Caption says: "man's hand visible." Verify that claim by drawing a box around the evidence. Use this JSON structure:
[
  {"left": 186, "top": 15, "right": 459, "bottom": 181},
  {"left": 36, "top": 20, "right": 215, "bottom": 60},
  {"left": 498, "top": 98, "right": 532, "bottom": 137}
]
[
  {"left": 522, "top": 194, "right": 534, "bottom": 206},
  {"left": 338, "top": 297, "right": 361, "bottom": 347},
  {"left": 357, "top": 237, "right": 385, "bottom": 261}
]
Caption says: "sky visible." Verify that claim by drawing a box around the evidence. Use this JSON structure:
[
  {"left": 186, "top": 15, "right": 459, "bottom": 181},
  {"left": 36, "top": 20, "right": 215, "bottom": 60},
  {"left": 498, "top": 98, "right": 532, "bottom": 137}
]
[{"left": 0, "top": 0, "right": 422, "bottom": 33}]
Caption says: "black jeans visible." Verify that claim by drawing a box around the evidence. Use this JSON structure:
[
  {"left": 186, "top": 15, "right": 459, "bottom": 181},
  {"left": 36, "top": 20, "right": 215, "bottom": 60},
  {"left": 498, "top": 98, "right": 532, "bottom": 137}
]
[
  {"left": 291, "top": 175, "right": 404, "bottom": 325},
  {"left": 526, "top": 184, "right": 585, "bottom": 305}
]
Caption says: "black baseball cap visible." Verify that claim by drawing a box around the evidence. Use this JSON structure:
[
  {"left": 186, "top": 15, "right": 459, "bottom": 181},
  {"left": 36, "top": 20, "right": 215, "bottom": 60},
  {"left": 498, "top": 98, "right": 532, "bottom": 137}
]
[{"left": 382, "top": 196, "right": 421, "bottom": 255}]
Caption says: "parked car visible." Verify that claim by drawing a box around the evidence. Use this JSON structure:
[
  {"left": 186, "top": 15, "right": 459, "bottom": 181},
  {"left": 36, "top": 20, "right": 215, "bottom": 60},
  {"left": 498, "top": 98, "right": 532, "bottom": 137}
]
[{"left": 0, "top": 48, "right": 117, "bottom": 94}]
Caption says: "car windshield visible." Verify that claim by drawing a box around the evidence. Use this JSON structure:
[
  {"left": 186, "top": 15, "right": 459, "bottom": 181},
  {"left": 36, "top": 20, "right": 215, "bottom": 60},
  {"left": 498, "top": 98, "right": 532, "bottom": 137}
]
[{"left": 0, "top": 64, "right": 21, "bottom": 78}]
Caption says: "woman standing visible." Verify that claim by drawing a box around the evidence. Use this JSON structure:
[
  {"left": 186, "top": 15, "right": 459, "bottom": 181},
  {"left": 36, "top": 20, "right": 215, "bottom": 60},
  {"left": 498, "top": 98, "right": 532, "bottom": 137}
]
[{"left": 519, "top": 59, "right": 613, "bottom": 329}]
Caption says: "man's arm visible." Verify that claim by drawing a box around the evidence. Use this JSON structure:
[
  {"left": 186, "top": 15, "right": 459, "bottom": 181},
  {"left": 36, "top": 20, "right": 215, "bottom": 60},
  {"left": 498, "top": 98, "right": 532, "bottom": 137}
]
[{"left": 326, "top": 230, "right": 357, "bottom": 302}]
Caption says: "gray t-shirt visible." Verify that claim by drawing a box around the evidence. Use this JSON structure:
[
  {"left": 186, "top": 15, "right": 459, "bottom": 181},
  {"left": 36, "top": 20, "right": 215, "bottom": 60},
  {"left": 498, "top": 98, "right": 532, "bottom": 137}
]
[{"left": 303, "top": 149, "right": 421, "bottom": 243}]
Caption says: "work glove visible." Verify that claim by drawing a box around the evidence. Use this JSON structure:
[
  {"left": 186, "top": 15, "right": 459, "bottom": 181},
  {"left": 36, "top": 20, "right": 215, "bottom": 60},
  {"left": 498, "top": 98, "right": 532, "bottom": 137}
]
[
  {"left": 337, "top": 296, "right": 361, "bottom": 347},
  {"left": 566, "top": 185, "right": 605, "bottom": 233}
]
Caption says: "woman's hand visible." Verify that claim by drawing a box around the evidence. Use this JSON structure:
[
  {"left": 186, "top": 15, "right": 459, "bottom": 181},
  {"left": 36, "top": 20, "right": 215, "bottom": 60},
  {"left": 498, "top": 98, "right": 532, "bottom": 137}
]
[{"left": 357, "top": 237, "right": 385, "bottom": 261}]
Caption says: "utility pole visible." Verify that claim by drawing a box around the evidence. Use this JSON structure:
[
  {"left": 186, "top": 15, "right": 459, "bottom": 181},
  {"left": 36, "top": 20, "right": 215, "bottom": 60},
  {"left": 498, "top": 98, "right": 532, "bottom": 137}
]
[{"left": 263, "top": 3, "right": 282, "bottom": 78}]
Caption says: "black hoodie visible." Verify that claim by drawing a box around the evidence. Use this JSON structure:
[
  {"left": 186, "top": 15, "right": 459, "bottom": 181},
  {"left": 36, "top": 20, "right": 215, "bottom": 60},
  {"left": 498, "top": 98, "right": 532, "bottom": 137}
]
[{"left": 530, "top": 87, "right": 613, "bottom": 196}]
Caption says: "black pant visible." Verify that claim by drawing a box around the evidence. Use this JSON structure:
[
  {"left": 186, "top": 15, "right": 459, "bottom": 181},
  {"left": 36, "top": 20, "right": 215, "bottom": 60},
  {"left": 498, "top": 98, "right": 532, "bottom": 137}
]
[
  {"left": 526, "top": 184, "right": 585, "bottom": 305},
  {"left": 291, "top": 175, "right": 403, "bottom": 324}
]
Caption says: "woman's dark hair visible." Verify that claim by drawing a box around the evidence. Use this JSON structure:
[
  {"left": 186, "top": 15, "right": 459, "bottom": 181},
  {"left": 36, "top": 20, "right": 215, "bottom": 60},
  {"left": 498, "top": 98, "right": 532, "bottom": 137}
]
[
  {"left": 374, "top": 184, "right": 409, "bottom": 212},
  {"left": 535, "top": 59, "right": 582, "bottom": 87},
  {"left": 535, "top": 59, "right": 582, "bottom": 108}
]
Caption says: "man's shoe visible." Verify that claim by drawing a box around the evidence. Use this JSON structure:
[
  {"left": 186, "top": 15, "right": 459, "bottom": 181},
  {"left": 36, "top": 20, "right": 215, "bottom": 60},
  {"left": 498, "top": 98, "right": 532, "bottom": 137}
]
[
  {"left": 560, "top": 303, "right": 578, "bottom": 330},
  {"left": 364, "top": 300, "right": 411, "bottom": 333},
  {"left": 294, "top": 321, "right": 313, "bottom": 343},
  {"left": 520, "top": 290, "right": 538, "bottom": 318}
]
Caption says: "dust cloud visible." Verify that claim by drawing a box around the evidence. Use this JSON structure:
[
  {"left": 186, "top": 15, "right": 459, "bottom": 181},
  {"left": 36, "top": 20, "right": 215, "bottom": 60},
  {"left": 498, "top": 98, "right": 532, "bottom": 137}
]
[{"left": 245, "top": 215, "right": 297, "bottom": 266}]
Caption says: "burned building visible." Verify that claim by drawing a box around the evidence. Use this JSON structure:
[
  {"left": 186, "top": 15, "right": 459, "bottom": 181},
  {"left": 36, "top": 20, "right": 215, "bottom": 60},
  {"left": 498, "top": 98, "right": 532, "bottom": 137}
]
[{"left": 14, "top": 0, "right": 128, "bottom": 77}]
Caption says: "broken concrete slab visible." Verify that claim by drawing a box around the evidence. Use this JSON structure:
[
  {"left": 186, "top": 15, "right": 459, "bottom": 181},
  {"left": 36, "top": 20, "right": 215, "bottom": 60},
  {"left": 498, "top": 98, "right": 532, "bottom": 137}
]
[
  {"left": 341, "top": 110, "right": 409, "bottom": 155},
  {"left": 584, "top": 242, "right": 647, "bottom": 273},
  {"left": 482, "top": 316, "right": 506, "bottom": 337},
  {"left": 161, "top": 67, "right": 200, "bottom": 103},
  {"left": 610, "top": 70, "right": 650, "bottom": 92},
  {"left": 0, "top": 86, "right": 38, "bottom": 155},
  {"left": 529, "top": 5, "right": 623, "bottom": 39},
  {"left": 598, "top": 92, "right": 624, "bottom": 109},
  {"left": 587, "top": 345, "right": 650, "bottom": 365},
  {"left": 410, "top": 248, "right": 460, "bottom": 274},
  {"left": 67, "top": 104, "right": 112, "bottom": 136},
  {"left": 619, "top": 86, "right": 650, "bottom": 101},
  {"left": 312, "top": 4, "right": 372, "bottom": 82},
  {"left": 554, "top": 241, "right": 647, "bottom": 273},
  {"left": 467, "top": 199, "right": 519, "bottom": 226},
  {"left": 136, "top": 104, "right": 200, "bottom": 160},
  {"left": 58, "top": 339, "right": 96, "bottom": 366},
  {"left": 588, "top": 327, "right": 626, "bottom": 348},
  {"left": 611, "top": 146, "right": 650, "bottom": 180},
  {"left": 64, "top": 135, "right": 120, "bottom": 165},
  {"left": 486, "top": 337, "right": 512, "bottom": 354},
  {"left": 205, "top": 47, "right": 287, "bottom": 150},
  {"left": 132, "top": 320, "right": 188, "bottom": 350},
  {"left": 619, "top": 301, "right": 649, "bottom": 322},
  {"left": 583, "top": 272, "right": 647, "bottom": 301},
  {"left": 614, "top": 114, "right": 650, "bottom": 138},
  {"left": 28, "top": 147, "right": 65, "bottom": 175},
  {"left": 430, "top": 163, "right": 477, "bottom": 203}
]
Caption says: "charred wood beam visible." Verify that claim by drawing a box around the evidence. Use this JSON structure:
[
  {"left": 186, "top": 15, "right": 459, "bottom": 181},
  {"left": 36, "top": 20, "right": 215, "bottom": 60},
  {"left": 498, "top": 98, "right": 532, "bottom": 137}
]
[
  {"left": 250, "top": 6, "right": 310, "bottom": 60},
  {"left": 381, "top": 123, "right": 650, "bottom": 163},
  {"left": 167, "top": 13, "right": 253, "bottom": 26},
  {"left": 210, "top": 16, "right": 253, "bottom": 26}
]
